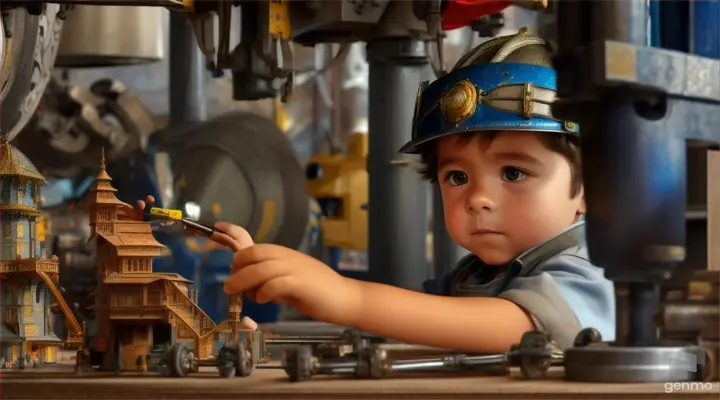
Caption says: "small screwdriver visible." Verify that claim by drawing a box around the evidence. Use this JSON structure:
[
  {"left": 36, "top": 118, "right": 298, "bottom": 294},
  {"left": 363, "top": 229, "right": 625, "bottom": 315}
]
[{"left": 143, "top": 205, "right": 227, "bottom": 237}]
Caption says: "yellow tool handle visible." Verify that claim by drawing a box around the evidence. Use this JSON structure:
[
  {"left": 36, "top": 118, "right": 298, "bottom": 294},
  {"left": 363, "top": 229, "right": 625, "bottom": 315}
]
[{"left": 147, "top": 207, "right": 183, "bottom": 221}]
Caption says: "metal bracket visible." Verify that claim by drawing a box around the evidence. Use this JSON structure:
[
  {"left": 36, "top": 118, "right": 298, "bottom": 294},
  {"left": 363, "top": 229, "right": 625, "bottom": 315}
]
[{"left": 266, "top": 0, "right": 294, "bottom": 101}]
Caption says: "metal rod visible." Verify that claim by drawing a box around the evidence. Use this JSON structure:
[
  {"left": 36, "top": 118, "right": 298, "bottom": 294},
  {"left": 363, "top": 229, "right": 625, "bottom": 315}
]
[
  {"left": 459, "top": 353, "right": 506, "bottom": 366},
  {"left": 266, "top": 336, "right": 346, "bottom": 345},
  {"left": 390, "top": 359, "right": 446, "bottom": 371},
  {"left": 366, "top": 39, "right": 430, "bottom": 291},
  {"left": 169, "top": 12, "right": 208, "bottom": 124},
  {"left": 593, "top": 0, "right": 649, "bottom": 45},
  {"left": 318, "top": 360, "right": 360, "bottom": 374},
  {"left": 627, "top": 283, "right": 660, "bottom": 346}
]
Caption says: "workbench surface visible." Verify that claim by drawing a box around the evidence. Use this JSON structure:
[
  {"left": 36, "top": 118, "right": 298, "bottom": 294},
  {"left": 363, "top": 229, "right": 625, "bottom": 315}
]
[
  {"left": 2, "top": 367, "right": 719, "bottom": 399},
  {"left": 5, "top": 324, "right": 718, "bottom": 399}
]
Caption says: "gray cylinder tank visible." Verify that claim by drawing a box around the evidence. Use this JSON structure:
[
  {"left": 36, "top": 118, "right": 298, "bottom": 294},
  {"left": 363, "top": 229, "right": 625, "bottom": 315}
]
[{"left": 56, "top": 6, "right": 166, "bottom": 67}]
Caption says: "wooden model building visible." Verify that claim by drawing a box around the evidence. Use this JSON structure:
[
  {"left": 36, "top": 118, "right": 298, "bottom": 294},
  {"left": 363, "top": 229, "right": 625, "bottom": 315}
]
[
  {"left": 84, "top": 150, "right": 247, "bottom": 372},
  {"left": 0, "top": 136, "right": 83, "bottom": 366}
]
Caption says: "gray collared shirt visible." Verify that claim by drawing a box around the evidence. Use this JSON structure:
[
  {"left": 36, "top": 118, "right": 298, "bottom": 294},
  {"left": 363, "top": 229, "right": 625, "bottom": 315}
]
[{"left": 422, "top": 221, "right": 615, "bottom": 349}]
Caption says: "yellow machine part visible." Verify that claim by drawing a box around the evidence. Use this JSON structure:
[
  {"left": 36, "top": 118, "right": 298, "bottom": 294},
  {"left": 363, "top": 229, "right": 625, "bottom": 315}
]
[
  {"left": 307, "top": 133, "right": 368, "bottom": 252},
  {"left": 269, "top": 0, "right": 291, "bottom": 40},
  {"left": 273, "top": 98, "right": 290, "bottom": 133}
]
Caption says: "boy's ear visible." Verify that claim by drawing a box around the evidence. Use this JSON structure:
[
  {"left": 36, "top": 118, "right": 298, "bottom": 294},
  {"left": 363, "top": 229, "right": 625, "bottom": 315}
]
[{"left": 577, "top": 187, "right": 586, "bottom": 215}]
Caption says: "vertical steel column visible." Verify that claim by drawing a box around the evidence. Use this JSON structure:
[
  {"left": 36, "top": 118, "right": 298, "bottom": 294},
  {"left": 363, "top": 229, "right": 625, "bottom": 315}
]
[
  {"left": 366, "top": 39, "right": 429, "bottom": 290},
  {"left": 169, "top": 12, "right": 208, "bottom": 124}
]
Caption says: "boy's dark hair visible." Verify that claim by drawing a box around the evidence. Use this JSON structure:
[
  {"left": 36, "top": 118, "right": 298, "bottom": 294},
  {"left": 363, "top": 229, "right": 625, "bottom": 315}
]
[{"left": 417, "top": 131, "right": 583, "bottom": 199}]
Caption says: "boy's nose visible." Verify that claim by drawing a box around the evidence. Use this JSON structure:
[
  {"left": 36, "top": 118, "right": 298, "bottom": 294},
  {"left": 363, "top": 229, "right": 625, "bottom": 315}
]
[{"left": 466, "top": 189, "right": 495, "bottom": 213}]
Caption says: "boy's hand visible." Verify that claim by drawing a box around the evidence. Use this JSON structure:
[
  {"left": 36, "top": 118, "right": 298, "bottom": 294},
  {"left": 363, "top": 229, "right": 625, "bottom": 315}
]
[
  {"left": 209, "top": 222, "right": 254, "bottom": 252},
  {"left": 225, "top": 243, "right": 362, "bottom": 327},
  {"left": 117, "top": 195, "right": 155, "bottom": 220}
]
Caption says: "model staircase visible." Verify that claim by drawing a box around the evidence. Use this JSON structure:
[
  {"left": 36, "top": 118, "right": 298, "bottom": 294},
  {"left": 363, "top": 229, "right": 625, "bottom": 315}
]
[
  {"left": 36, "top": 270, "right": 84, "bottom": 342},
  {"left": 164, "top": 281, "right": 216, "bottom": 358}
]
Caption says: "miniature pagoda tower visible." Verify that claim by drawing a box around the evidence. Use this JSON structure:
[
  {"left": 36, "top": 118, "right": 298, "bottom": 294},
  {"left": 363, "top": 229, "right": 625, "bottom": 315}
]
[
  {"left": 84, "top": 150, "right": 217, "bottom": 371},
  {"left": 0, "top": 136, "right": 79, "bottom": 366}
]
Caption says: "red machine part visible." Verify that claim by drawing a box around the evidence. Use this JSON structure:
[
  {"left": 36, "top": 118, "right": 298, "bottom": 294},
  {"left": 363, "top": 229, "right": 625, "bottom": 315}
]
[{"left": 442, "top": 0, "right": 512, "bottom": 30}]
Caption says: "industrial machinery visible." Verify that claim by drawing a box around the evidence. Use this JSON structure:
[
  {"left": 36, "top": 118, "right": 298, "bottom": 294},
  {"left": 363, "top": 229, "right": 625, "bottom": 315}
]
[
  {"left": 0, "top": 4, "right": 65, "bottom": 140},
  {"left": 657, "top": 271, "right": 719, "bottom": 381},
  {"left": 162, "top": 112, "right": 309, "bottom": 250},
  {"left": 14, "top": 74, "right": 158, "bottom": 180},
  {"left": 54, "top": 5, "right": 166, "bottom": 67},
  {"left": 551, "top": 0, "right": 720, "bottom": 383},
  {"left": 306, "top": 133, "right": 368, "bottom": 252}
]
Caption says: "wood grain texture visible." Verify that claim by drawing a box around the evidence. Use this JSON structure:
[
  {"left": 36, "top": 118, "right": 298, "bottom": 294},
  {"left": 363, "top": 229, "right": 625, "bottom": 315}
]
[
  {"left": 2, "top": 367, "right": 718, "bottom": 399},
  {"left": 708, "top": 151, "right": 720, "bottom": 271}
]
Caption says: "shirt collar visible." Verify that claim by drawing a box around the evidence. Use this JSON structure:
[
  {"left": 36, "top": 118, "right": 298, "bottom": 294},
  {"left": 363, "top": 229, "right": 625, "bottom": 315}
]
[{"left": 510, "top": 220, "right": 586, "bottom": 271}]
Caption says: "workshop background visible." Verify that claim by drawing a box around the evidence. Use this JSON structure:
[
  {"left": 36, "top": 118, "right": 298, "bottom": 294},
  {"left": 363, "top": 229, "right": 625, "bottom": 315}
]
[
  {"left": 9, "top": 5, "right": 540, "bottom": 327},
  {"left": 0, "top": 1, "right": 718, "bottom": 384}
]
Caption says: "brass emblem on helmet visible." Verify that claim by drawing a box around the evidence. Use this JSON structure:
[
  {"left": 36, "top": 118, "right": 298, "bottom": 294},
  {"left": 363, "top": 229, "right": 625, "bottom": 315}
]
[
  {"left": 522, "top": 82, "right": 535, "bottom": 117},
  {"left": 440, "top": 80, "right": 478, "bottom": 125}
]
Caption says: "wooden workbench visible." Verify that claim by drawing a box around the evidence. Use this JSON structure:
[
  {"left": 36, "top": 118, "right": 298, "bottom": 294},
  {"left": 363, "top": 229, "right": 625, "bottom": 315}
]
[
  {"left": 2, "top": 367, "right": 719, "bottom": 399},
  {"left": 4, "top": 323, "right": 718, "bottom": 399}
]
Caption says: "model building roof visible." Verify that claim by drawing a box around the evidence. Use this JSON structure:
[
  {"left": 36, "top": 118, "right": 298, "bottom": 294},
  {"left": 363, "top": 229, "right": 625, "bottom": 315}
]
[
  {"left": 0, "top": 136, "right": 45, "bottom": 182},
  {"left": 84, "top": 149, "right": 169, "bottom": 257},
  {"left": 90, "top": 231, "right": 168, "bottom": 257},
  {"left": 104, "top": 272, "right": 190, "bottom": 284},
  {"left": 82, "top": 148, "right": 132, "bottom": 208}
]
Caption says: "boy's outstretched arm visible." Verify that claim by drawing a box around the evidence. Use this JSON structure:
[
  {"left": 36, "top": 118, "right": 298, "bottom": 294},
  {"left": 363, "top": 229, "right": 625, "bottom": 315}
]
[
  {"left": 350, "top": 281, "right": 535, "bottom": 354},
  {"left": 224, "top": 238, "right": 535, "bottom": 354}
]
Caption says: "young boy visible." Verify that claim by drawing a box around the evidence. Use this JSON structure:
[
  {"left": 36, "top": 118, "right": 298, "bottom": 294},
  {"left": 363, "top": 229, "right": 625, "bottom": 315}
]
[{"left": 138, "top": 29, "right": 615, "bottom": 353}]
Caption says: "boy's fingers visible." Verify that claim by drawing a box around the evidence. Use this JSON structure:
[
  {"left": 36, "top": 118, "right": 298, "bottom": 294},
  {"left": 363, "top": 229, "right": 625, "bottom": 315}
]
[
  {"left": 224, "top": 260, "right": 289, "bottom": 294},
  {"left": 241, "top": 316, "right": 258, "bottom": 331},
  {"left": 231, "top": 244, "right": 287, "bottom": 274},
  {"left": 210, "top": 222, "right": 254, "bottom": 252},
  {"left": 244, "top": 290, "right": 258, "bottom": 303},
  {"left": 135, "top": 196, "right": 155, "bottom": 220},
  {"left": 135, "top": 200, "right": 146, "bottom": 220},
  {"left": 216, "top": 222, "right": 254, "bottom": 247},
  {"left": 254, "top": 276, "right": 294, "bottom": 304},
  {"left": 210, "top": 231, "right": 242, "bottom": 252}
]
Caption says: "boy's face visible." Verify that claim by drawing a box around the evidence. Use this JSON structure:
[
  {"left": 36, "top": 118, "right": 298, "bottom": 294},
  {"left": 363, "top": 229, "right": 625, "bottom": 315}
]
[{"left": 436, "top": 131, "right": 585, "bottom": 265}]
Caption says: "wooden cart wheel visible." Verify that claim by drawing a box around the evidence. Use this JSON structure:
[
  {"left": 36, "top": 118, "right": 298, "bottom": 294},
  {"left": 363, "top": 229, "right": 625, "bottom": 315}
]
[
  {"left": 235, "top": 341, "right": 253, "bottom": 377},
  {"left": 165, "top": 342, "right": 193, "bottom": 377},
  {"left": 188, "top": 350, "right": 199, "bottom": 373},
  {"left": 216, "top": 347, "right": 236, "bottom": 378},
  {"left": 218, "top": 364, "right": 236, "bottom": 378},
  {"left": 283, "top": 345, "right": 314, "bottom": 382}
]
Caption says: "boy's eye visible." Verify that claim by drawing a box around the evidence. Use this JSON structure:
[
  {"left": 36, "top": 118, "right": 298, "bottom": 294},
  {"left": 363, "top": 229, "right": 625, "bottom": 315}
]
[
  {"left": 502, "top": 167, "right": 526, "bottom": 182},
  {"left": 446, "top": 171, "right": 469, "bottom": 186}
]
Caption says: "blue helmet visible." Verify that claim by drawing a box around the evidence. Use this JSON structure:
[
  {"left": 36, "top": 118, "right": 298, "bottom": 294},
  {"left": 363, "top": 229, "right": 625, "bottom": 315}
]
[{"left": 400, "top": 28, "right": 579, "bottom": 154}]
